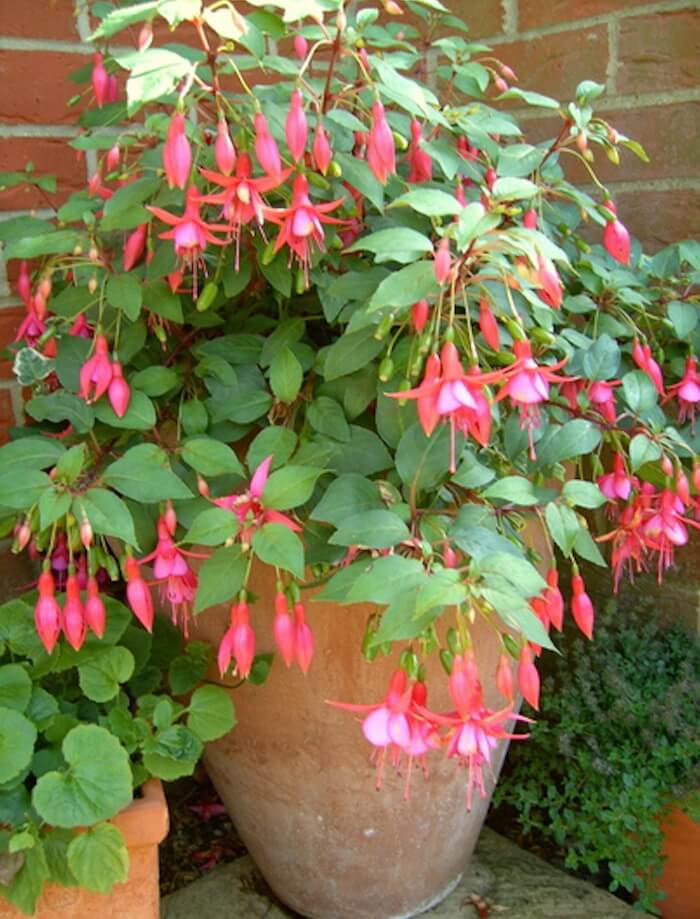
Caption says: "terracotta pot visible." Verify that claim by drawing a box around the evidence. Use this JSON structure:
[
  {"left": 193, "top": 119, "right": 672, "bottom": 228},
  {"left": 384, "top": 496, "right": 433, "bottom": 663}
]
[
  {"left": 658, "top": 805, "right": 700, "bottom": 919},
  {"left": 0, "top": 780, "right": 169, "bottom": 919},
  {"left": 196, "top": 564, "right": 515, "bottom": 919}
]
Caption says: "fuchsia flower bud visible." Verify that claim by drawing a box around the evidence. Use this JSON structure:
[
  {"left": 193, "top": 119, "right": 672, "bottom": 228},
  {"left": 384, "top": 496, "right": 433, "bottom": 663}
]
[
  {"left": 536, "top": 257, "right": 563, "bottom": 309},
  {"left": 106, "top": 143, "right": 121, "bottom": 173},
  {"left": 544, "top": 568, "right": 564, "bottom": 631},
  {"left": 410, "top": 299, "right": 429, "bottom": 334},
  {"left": 108, "top": 361, "right": 131, "bottom": 418},
  {"left": 494, "top": 76, "right": 508, "bottom": 93},
  {"left": 125, "top": 557, "right": 154, "bottom": 632},
  {"left": 478, "top": 298, "right": 501, "bottom": 351},
  {"left": 443, "top": 544, "right": 458, "bottom": 568},
  {"left": 215, "top": 117, "right": 236, "bottom": 175},
  {"left": 285, "top": 89, "right": 308, "bottom": 163},
  {"left": 85, "top": 577, "right": 106, "bottom": 638},
  {"left": 293, "top": 33, "right": 308, "bottom": 60},
  {"left": 669, "top": 357, "right": 700, "bottom": 428},
  {"left": 35, "top": 570, "right": 61, "bottom": 654},
  {"left": 91, "top": 52, "right": 109, "bottom": 108},
  {"left": 123, "top": 223, "right": 148, "bottom": 271},
  {"left": 13, "top": 519, "right": 32, "bottom": 552},
  {"left": 632, "top": 338, "right": 665, "bottom": 395},
  {"left": 16, "top": 261, "right": 31, "bottom": 305},
  {"left": 523, "top": 208, "right": 538, "bottom": 229},
  {"left": 163, "top": 500, "right": 177, "bottom": 536},
  {"left": 217, "top": 627, "right": 236, "bottom": 678},
  {"left": 571, "top": 573, "right": 595, "bottom": 639},
  {"left": 367, "top": 101, "right": 396, "bottom": 185},
  {"left": 163, "top": 112, "right": 192, "bottom": 190},
  {"left": 602, "top": 201, "right": 631, "bottom": 265},
  {"left": 407, "top": 119, "right": 432, "bottom": 183},
  {"left": 138, "top": 21, "right": 153, "bottom": 52},
  {"left": 496, "top": 653, "right": 514, "bottom": 701},
  {"left": 675, "top": 468, "right": 691, "bottom": 506},
  {"left": 88, "top": 171, "right": 102, "bottom": 198},
  {"left": 79, "top": 334, "right": 113, "bottom": 403},
  {"left": 294, "top": 601, "right": 314, "bottom": 674},
  {"left": 455, "top": 177, "right": 467, "bottom": 206},
  {"left": 312, "top": 124, "right": 332, "bottom": 175},
  {"left": 484, "top": 166, "right": 497, "bottom": 189},
  {"left": 433, "top": 238, "right": 451, "bottom": 285},
  {"left": 107, "top": 75, "right": 119, "bottom": 104},
  {"left": 80, "top": 516, "right": 93, "bottom": 550},
  {"left": 231, "top": 600, "right": 255, "bottom": 679},
  {"left": 273, "top": 591, "right": 295, "bottom": 667},
  {"left": 254, "top": 112, "right": 282, "bottom": 178},
  {"left": 63, "top": 573, "right": 86, "bottom": 651},
  {"left": 517, "top": 645, "right": 540, "bottom": 710}
]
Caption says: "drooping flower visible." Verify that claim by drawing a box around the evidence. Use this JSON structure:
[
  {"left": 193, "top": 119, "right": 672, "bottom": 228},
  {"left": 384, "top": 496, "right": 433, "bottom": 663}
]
[
  {"left": 666, "top": 356, "right": 700, "bottom": 430},
  {"left": 85, "top": 576, "right": 106, "bottom": 638},
  {"left": 215, "top": 117, "right": 236, "bottom": 176},
  {"left": 106, "top": 143, "right": 121, "bottom": 173},
  {"left": 598, "top": 453, "right": 638, "bottom": 502},
  {"left": 407, "top": 119, "right": 432, "bottom": 183},
  {"left": 108, "top": 361, "right": 131, "bottom": 418},
  {"left": 570, "top": 571, "right": 594, "bottom": 639},
  {"left": 632, "top": 338, "right": 665, "bottom": 395},
  {"left": 16, "top": 261, "right": 31, "bottom": 305},
  {"left": 587, "top": 379, "right": 620, "bottom": 424},
  {"left": 478, "top": 298, "right": 501, "bottom": 351},
  {"left": 410, "top": 299, "right": 429, "bottom": 334},
  {"left": 231, "top": 600, "right": 255, "bottom": 679},
  {"left": 142, "top": 517, "right": 200, "bottom": 634},
  {"left": 106, "top": 74, "right": 119, "bottom": 104},
  {"left": 79, "top": 334, "right": 113, "bottom": 403},
  {"left": 123, "top": 223, "right": 148, "bottom": 271},
  {"left": 602, "top": 200, "right": 631, "bottom": 265},
  {"left": 14, "top": 303, "right": 46, "bottom": 347},
  {"left": 125, "top": 556, "right": 154, "bottom": 631},
  {"left": 517, "top": 645, "right": 540, "bottom": 709},
  {"left": 367, "top": 101, "right": 396, "bottom": 185},
  {"left": 293, "top": 33, "right": 308, "bottom": 59},
  {"left": 62, "top": 572, "right": 86, "bottom": 651},
  {"left": 294, "top": 601, "right": 314, "bottom": 674},
  {"left": 163, "top": 112, "right": 192, "bottom": 190},
  {"left": 254, "top": 112, "right": 282, "bottom": 177},
  {"left": 273, "top": 590, "right": 295, "bottom": 666},
  {"left": 495, "top": 653, "right": 514, "bottom": 701},
  {"left": 641, "top": 487, "right": 699, "bottom": 581},
  {"left": 35, "top": 569, "right": 61, "bottom": 653},
  {"left": 91, "top": 52, "right": 109, "bottom": 108},
  {"left": 433, "top": 238, "right": 452, "bottom": 285},
  {"left": 536, "top": 257, "right": 563, "bottom": 309},
  {"left": 285, "top": 89, "right": 308, "bottom": 163},
  {"left": 312, "top": 123, "right": 332, "bottom": 175}
]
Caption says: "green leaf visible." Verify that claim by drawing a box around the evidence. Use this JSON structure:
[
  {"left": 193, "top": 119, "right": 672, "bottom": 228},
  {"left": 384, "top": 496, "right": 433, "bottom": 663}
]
[
  {"left": 103, "top": 444, "right": 193, "bottom": 502},
  {"left": 629, "top": 433, "right": 662, "bottom": 471},
  {"left": 262, "top": 465, "right": 323, "bottom": 510},
  {"left": 187, "top": 685, "right": 236, "bottom": 742},
  {"left": 54, "top": 444, "right": 86, "bottom": 484},
  {"left": 535, "top": 420, "right": 601, "bottom": 467},
  {"left": 582, "top": 334, "right": 620, "bottom": 381},
  {"left": 667, "top": 301, "right": 697, "bottom": 339},
  {"left": 142, "top": 725, "right": 202, "bottom": 780},
  {"left": 1, "top": 843, "right": 49, "bottom": 916},
  {"left": 346, "top": 227, "right": 433, "bottom": 264},
  {"left": 334, "top": 153, "right": 384, "bottom": 212},
  {"left": 114, "top": 48, "right": 194, "bottom": 113},
  {"left": 311, "top": 474, "right": 382, "bottom": 527},
  {"left": 184, "top": 507, "right": 239, "bottom": 546},
  {"left": 573, "top": 527, "right": 607, "bottom": 567},
  {"left": 100, "top": 177, "right": 160, "bottom": 232},
  {"left": 480, "top": 584, "right": 554, "bottom": 648},
  {"left": 168, "top": 644, "right": 209, "bottom": 694},
  {"left": 130, "top": 366, "right": 179, "bottom": 397},
  {"left": 323, "top": 328, "right": 384, "bottom": 380},
  {"left": 562, "top": 480, "right": 606, "bottom": 509},
  {"left": 396, "top": 423, "right": 450, "bottom": 492},
  {"left": 545, "top": 503, "right": 581, "bottom": 557},
  {"left": 106, "top": 274, "right": 142, "bottom": 320},
  {"left": 269, "top": 347, "right": 303, "bottom": 403},
  {"left": 39, "top": 489, "right": 72, "bottom": 530},
  {"left": 181, "top": 398, "right": 208, "bottom": 435},
  {"left": 78, "top": 647, "right": 135, "bottom": 703},
  {"left": 0, "top": 469, "right": 51, "bottom": 511},
  {"left": 26, "top": 391, "right": 94, "bottom": 433},
  {"left": 32, "top": 726, "right": 133, "bottom": 828},
  {"left": 307, "top": 397, "right": 350, "bottom": 442},
  {"left": 73, "top": 488, "right": 139, "bottom": 548},
  {"left": 392, "top": 189, "right": 460, "bottom": 217},
  {"left": 0, "top": 708, "right": 36, "bottom": 783},
  {"left": 246, "top": 427, "right": 297, "bottom": 472},
  {"left": 479, "top": 553, "right": 545, "bottom": 598},
  {"left": 483, "top": 476, "right": 540, "bottom": 506},
  {"left": 622, "top": 371, "right": 658, "bottom": 414},
  {"left": 0, "top": 665, "right": 32, "bottom": 713},
  {"left": 368, "top": 261, "right": 439, "bottom": 311},
  {"left": 5, "top": 230, "right": 82, "bottom": 260},
  {"left": 330, "top": 509, "right": 410, "bottom": 549},
  {"left": 194, "top": 545, "right": 247, "bottom": 613},
  {"left": 0, "top": 437, "right": 64, "bottom": 472},
  {"left": 142, "top": 280, "right": 183, "bottom": 323},
  {"left": 251, "top": 523, "right": 305, "bottom": 578},
  {"left": 67, "top": 824, "right": 129, "bottom": 894},
  {"left": 181, "top": 438, "right": 244, "bottom": 477},
  {"left": 90, "top": 0, "right": 158, "bottom": 39},
  {"left": 325, "top": 425, "right": 392, "bottom": 476},
  {"left": 497, "top": 144, "right": 545, "bottom": 178},
  {"left": 492, "top": 177, "right": 538, "bottom": 201},
  {"left": 93, "top": 390, "right": 156, "bottom": 431}
]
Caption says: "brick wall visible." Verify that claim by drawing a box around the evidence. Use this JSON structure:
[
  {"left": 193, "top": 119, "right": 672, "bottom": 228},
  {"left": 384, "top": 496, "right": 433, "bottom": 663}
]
[{"left": 0, "top": 0, "right": 698, "bottom": 440}]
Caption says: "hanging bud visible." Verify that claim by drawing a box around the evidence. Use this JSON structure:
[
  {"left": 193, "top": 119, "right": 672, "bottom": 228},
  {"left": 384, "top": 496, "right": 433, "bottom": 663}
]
[
  {"left": 675, "top": 469, "right": 691, "bottom": 506},
  {"left": 523, "top": 208, "right": 538, "bottom": 230},
  {"left": 571, "top": 572, "right": 595, "bottom": 639},
  {"left": 484, "top": 166, "right": 497, "bottom": 190},
  {"left": 285, "top": 89, "right": 308, "bottom": 163},
  {"left": 443, "top": 544, "right": 458, "bottom": 569},
  {"left": 232, "top": 600, "right": 255, "bottom": 679},
  {"left": 91, "top": 52, "right": 109, "bottom": 108},
  {"left": 496, "top": 653, "right": 514, "bottom": 701},
  {"left": 478, "top": 298, "right": 501, "bottom": 351},
  {"left": 163, "top": 500, "right": 177, "bottom": 536},
  {"left": 215, "top": 117, "right": 236, "bottom": 175},
  {"left": 544, "top": 567, "right": 564, "bottom": 631},
  {"left": 106, "top": 74, "right": 119, "bottom": 104},
  {"left": 294, "top": 601, "right": 315, "bottom": 674},
  {"left": 312, "top": 124, "right": 332, "bottom": 175},
  {"left": 123, "top": 223, "right": 148, "bottom": 271},
  {"left": 35, "top": 570, "right": 61, "bottom": 654},
  {"left": 273, "top": 591, "right": 296, "bottom": 667},
  {"left": 108, "top": 361, "right": 131, "bottom": 418},
  {"left": 80, "top": 515, "right": 93, "bottom": 549},
  {"left": 367, "top": 101, "right": 396, "bottom": 185},
  {"left": 433, "top": 238, "right": 451, "bottom": 285},
  {"left": 602, "top": 201, "right": 631, "bottom": 265},
  {"left": 163, "top": 112, "right": 192, "bottom": 190},
  {"left": 16, "top": 261, "right": 31, "bottom": 305},
  {"left": 197, "top": 475, "right": 210, "bottom": 498},
  {"left": 517, "top": 645, "right": 540, "bottom": 710},
  {"left": 106, "top": 143, "right": 121, "bottom": 173},
  {"left": 217, "top": 627, "right": 236, "bottom": 678},
  {"left": 494, "top": 76, "right": 508, "bottom": 93},
  {"left": 125, "top": 557, "right": 154, "bottom": 631},
  {"left": 254, "top": 112, "right": 282, "bottom": 177},
  {"left": 63, "top": 573, "right": 86, "bottom": 651},
  {"left": 138, "top": 21, "right": 153, "bottom": 52},
  {"left": 293, "top": 33, "right": 308, "bottom": 60},
  {"left": 85, "top": 576, "right": 106, "bottom": 638},
  {"left": 536, "top": 257, "right": 563, "bottom": 309},
  {"left": 410, "top": 299, "right": 429, "bottom": 334},
  {"left": 407, "top": 119, "right": 432, "bottom": 183}
]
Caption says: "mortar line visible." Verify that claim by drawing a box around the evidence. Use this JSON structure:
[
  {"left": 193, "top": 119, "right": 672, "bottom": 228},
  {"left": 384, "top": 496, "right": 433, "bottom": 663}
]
[{"left": 606, "top": 19, "right": 619, "bottom": 95}]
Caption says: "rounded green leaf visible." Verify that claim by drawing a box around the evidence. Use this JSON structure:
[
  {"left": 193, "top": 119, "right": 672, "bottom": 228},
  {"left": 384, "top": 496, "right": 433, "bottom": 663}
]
[
  {"left": 0, "top": 664, "right": 32, "bottom": 712},
  {"left": 187, "top": 685, "right": 236, "bottom": 742},
  {"left": 67, "top": 823, "right": 129, "bottom": 894},
  {"left": 0, "top": 707, "right": 37, "bottom": 784},
  {"left": 32, "top": 725, "right": 133, "bottom": 828},
  {"left": 78, "top": 647, "right": 135, "bottom": 702},
  {"left": 181, "top": 438, "right": 245, "bottom": 477}
]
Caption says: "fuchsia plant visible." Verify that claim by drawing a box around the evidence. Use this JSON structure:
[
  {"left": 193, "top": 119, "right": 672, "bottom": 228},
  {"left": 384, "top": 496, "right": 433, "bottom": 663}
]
[{"left": 0, "top": 0, "right": 698, "bottom": 812}]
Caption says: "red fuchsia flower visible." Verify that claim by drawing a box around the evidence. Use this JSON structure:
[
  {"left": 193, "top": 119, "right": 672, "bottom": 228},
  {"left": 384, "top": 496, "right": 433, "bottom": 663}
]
[
  {"left": 215, "top": 117, "right": 236, "bottom": 175},
  {"left": 211, "top": 455, "right": 300, "bottom": 544},
  {"left": 523, "top": 208, "right": 538, "bottom": 230},
  {"left": 543, "top": 568, "right": 564, "bottom": 631},
  {"left": 79, "top": 334, "right": 113, "bottom": 403},
  {"left": 231, "top": 599, "right": 255, "bottom": 679},
  {"left": 517, "top": 644, "right": 540, "bottom": 710},
  {"left": 147, "top": 186, "right": 228, "bottom": 293},
  {"left": 536, "top": 257, "right": 563, "bottom": 309},
  {"left": 69, "top": 314, "right": 92, "bottom": 339},
  {"left": 495, "top": 339, "right": 573, "bottom": 460},
  {"left": 570, "top": 571, "right": 595, "bottom": 639},
  {"left": 108, "top": 361, "right": 131, "bottom": 418},
  {"left": 14, "top": 303, "right": 46, "bottom": 347},
  {"left": 641, "top": 487, "right": 700, "bottom": 581},
  {"left": 560, "top": 378, "right": 585, "bottom": 412},
  {"left": 92, "top": 52, "right": 109, "bottom": 108},
  {"left": 264, "top": 173, "right": 345, "bottom": 282},
  {"left": 599, "top": 452, "right": 638, "bottom": 502},
  {"left": 410, "top": 299, "right": 430, "bottom": 334},
  {"left": 125, "top": 556, "right": 154, "bottom": 631},
  {"left": 141, "top": 517, "right": 200, "bottom": 634},
  {"left": 254, "top": 112, "right": 282, "bottom": 177},
  {"left": 62, "top": 572, "right": 86, "bottom": 651},
  {"left": 85, "top": 576, "right": 106, "bottom": 638},
  {"left": 407, "top": 120, "right": 432, "bottom": 183},
  {"left": 478, "top": 298, "right": 501, "bottom": 351},
  {"left": 367, "top": 101, "right": 396, "bottom": 185},
  {"left": 433, "top": 238, "right": 452, "bottom": 285},
  {"left": 123, "top": 223, "right": 148, "bottom": 271},
  {"left": 35, "top": 570, "right": 61, "bottom": 654},
  {"left": 107, "top": 74, "right": 119, "bottom": 104},
  {"left": 457, "top": 135, "right": 478, "bottom": 163},
  {"left": 285, "top": 89, "right": 308, "bottom": 163},
  {"left": 163, "top": 112, "right": 192, "bottom": 190},
  {"left": 666, "top": 356, "right": 700, "bottom": 430},
  {"left": 598, "top": 499, "right": 649, "bottom": 591},
  {"left": 294, "top": 601, "right": 314, "bottom": 674},
  {"left": 455, "top": 177, "right": 468, "bottom": 206},
  {"left": 587, "top": 379, "right": 620, "bottom": 424},
  {"left": 602, "top": 200, "right": 631, "bottom": 265},
  {"left": 273, "top": 590, "right": 295, "bottom": 666},
  {"left": 16, "top": 261, "right": 31, "bottom": 305},
  {"left": 632, "top": 338, "right": 665, "bottom": 395},
  {"left": 312, "top": 124, "right": 332, "bottom": 175},
  {"left": 106, "top": 143, "right": 121, "bottom": 173},
  {"left": 293, "top": 33, "right": 308, "bottom": 59},
  {"left": 495, "top": 654, "right": 514, "bottom": 701}
]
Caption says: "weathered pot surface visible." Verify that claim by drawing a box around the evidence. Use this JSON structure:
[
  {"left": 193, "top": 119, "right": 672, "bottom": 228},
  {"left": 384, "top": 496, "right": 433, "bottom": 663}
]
[
  {"left": 658, "top": 804, "right": 700, "bottom": 919},
  {"left": 197, "top": 565, "right": 514, "bottom": 919}
]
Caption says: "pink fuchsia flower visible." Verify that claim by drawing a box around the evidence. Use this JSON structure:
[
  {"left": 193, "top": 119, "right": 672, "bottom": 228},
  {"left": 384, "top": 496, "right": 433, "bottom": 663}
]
[
  {"left": 641, "top": 487, "right": 700, "bottom": 581},
  {"left": 312, "top": 124, "right": 332, "bottom": 175},
  {"left": 293, "top": 33, "right": 308, "bottom": 59},
  {"left": 598, "top": 452, "right": 638, "bottom": 502},
  {"left": 536, "top": 257, "right": 563, "bottom": 309},
  {"left": 273, "top": 590, "right": 295, "bottom": 666},
  {"left": 495, "top": 653, "right": 514, "bottom": 701},
  {"left": 587, "top": 379, "right": 620, "bottom": 425},
  {"left": 597, "top": 499, "right": 649, "bottom": 591},
  {"left": 125, "top": 556, "right": 154, "bottom": 632},
  {"left": 285, "top": 89, "right": 308, "bottom": 163},
  {"left": 35, "top": 569, "right": 61, "bottom": 654},
  {"left": 210, "top": 455, "right": 300, "bottom": 545},
  {"left": 543, "top": 568, "right": 564, "bottom": 631},
  {"left": 294, "top": 601, "right": 314, "bottom": 674},
  {"left": 666, "top": 356, "right": 700, "bottom": 430},
  {"left": 517, "top": 645, "right": 540, "bottom": 710},
  {"left": 478, "top": 298, "right": 501, "bottom": 351},
  {"left": 107, "top": 74, "right": 119, "bottom": 104},
  {"left": 79, "top": 334, "right": 113, "bottom": 403},
  {"left": 433, "top": 238, "right": 451, "bottom": 285},
  {"left": 108, "top": 361, "right": 131, "bottom": 418},
  {"left": 123, "top": 223, "right": 148, "bottom": 271},
  {"left": 70, "top": 314, "right": 92, "bottom": 339},
  {"left": 254, "top": 112, "right": 282, "bottom": 177},
  {"left": 14, "top": 303, "right": 46, "bottom": 347},
  {"left": 570, "top": 571, "right": 595, "bottom": 639},
  {"left": 163, "top": 112, "right": 192, "bottom": 190},
  {"left": 85, "top": 576, "right": 106, "bottom": 638},
  {"left": 407, "top": 119, "right": 432, "bottom": 183},
  {"left": 231, "top": 600, "right": 255, "bottom": 679},
  {"left": 62, "top": 572, "right": 86, "bottom": 651},
  {"left": 106, "top": 143, "right": 121, "bottom": 173},
  {"left": 16, "top": 261, "right": 31, "bottom": 305},
  {"left": 602, "top": 200, "right": 631, "bottom": 265},
  {"left": 265, "top": 173, "right": 345, "bottom": 282},
  {"left": 92, "top": 52, "right": 109, "bottom": 108},
  {"left": 215, "top": 117, "right": 236, "bottom": 175},
  {"left": 367, "top": 101, "right": 396, "bottom": 185},
  {"left": 632, "top": 338, "right": 665, "bottom": 395},
  {"left": 141, "top": 517, "right": 201, "bottom": 635}
]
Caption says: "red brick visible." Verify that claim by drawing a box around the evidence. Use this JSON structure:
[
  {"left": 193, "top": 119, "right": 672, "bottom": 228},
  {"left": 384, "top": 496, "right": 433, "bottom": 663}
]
[
  {"left": 0, "top": 51, "right": 86, "bottom": 125},
  {"left": 618, "top": 8, "right": 700, "bottom": 93},
  {"left": 614, "top": 188, "right": 700, "bottom": 251},
  {"left": 1, "top": 0, "right": 79, "bottom": 41},
  {"left": 519, "top": 0, "right": 646, "bottom": 31},
  {"left": 0, "top": 138, "right": 87, "bottom": 210},
  {"left": 494, "top": 25, "right": 608, "bottom": 101},
  {"left": 0, "top": 389, "right": 16, "bottom": 443},
  {"left": 0, "top": 307, "right": 25, "bottom": 379},
  {"left": 441, "top": 0, "right": 504, "bottom": 38}
]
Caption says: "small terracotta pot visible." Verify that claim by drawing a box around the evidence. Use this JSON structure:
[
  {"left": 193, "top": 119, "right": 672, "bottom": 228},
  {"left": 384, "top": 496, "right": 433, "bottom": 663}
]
[
  {"left": 196, "top": 564, "right": 516, "bottom": 919},
  {"left": 658, "top": 805, "right": 700, "bottom": 919},
  {"left": 0, "top": 780, "right": 169, "bottom": 919}
]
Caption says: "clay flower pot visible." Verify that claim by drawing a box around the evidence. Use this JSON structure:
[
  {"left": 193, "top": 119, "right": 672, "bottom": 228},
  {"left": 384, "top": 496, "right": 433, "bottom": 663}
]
[
  {"left": 0, "top": 780, "right": 169, "bottom": 919},
  {"left": 196, "top": 566, "right": 515, "bottom": 919},
  {"left": 658, "top": 805, "right": 700, "bottom": 918}
]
